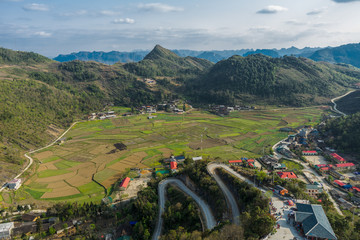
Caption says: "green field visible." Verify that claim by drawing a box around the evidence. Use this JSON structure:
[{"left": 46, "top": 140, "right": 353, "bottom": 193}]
[
  {"left": 11, "top": 107, "right": 328, "bottom": 204},
  {"left": 280, "top": 159, "right": 304, "bottom": 171}
]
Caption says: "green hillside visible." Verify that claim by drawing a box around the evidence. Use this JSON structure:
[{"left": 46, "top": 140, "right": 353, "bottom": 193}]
[
  {"left": 186, "top": 54, "right": 360, "bottom": 106},
  {"left": 335, "top": 90, "right": 360, "bottom": 115},
  {"left": 0, "top": 47, "right": 52, "bottom": 65}
]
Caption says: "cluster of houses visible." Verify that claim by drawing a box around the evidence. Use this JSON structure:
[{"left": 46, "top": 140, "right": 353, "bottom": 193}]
[
  {"left": 228, "top": 158, "right": 257, "bottom": 168},
  {"left": 0, "top": 213, "right": 81, "bottom": 239},
  {"left": 138, "top": 100, "right": 186, "bottom": 115},
  {"left": 209, "top": 105, "right": 255, "bottom": 116},
  {"left": 259, "top": 155, "right": 286, "bottom": 171},
  {"left": 88, "top": 111, "right": 116, "bottom": 120}
]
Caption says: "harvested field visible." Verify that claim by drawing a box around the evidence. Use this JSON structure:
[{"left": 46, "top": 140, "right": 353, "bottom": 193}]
[
  {"left": 36, "top": 172, "right": 77, "bottom": 183},
  {"left": 41, "top": 186, "right": 80, "bottom": 198},
  {"left": 47, "top": 181, "right": 69, "bottom": 189},
  {"left": 189, "top": 138, "right": 225, "bottom": 150},
  {"left": 34, "top": 151, "right": 53, "bottom": 161}
]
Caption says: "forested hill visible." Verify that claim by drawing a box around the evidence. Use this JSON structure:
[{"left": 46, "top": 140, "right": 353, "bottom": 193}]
[
  {"left": 321, "top": 113, "right": 360, "bottom": 154},
  {"left": 0, "top": 47, "right": 52, "bottom": 64},
  {"left": 186, "top": 54, "right": 360, "bottom": 106},
  {"left": 122, "top": 45, "right": 213, "bottom": 77},
  {"left": 334, "top": 90, "right": 360, "bottom": 115},
  {"left": 309, "top": 43, "right": 360, "bottom": 68}
]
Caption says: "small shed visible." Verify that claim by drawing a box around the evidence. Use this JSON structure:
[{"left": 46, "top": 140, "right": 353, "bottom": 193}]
[{"left": 119, "top": 177, "right": 131, "bottom": 190}]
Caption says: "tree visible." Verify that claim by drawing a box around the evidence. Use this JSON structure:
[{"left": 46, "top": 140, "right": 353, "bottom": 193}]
[{"left": 48, "top": 227, "right": 56, "bottom": 235}]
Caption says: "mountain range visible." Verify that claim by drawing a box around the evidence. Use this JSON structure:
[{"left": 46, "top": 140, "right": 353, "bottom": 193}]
[
  {"left": 1, "top": 44, "right": 360, "bottom": 170},
  {"left": 53, "top": 46, "right": 321, "bottom": 64}
]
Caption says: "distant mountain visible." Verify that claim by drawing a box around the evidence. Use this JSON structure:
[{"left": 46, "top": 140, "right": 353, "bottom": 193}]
[
  {"left": 187, "top": 54, "right": 360, "bottom": 106},
  {"left": 123, "top": 45, "right": 213, "bottom": 77},
  {"left": 309, "top": 43, "right": 360, "bottom": 68},
  {"left": 195, "top": 51, "right": 225, "bottom": 63},
  {"left": 54, "top": 50, "right": 149, "bottom": 65},
  {"left": 244, "top": 49, "right": 280, "bottom": 58}
]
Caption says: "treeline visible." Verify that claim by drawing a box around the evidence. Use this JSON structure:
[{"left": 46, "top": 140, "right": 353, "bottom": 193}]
[
  {"left": 216, "top": 168, "right": 275, "bottom": 239},
  {"left": 321, "top": 112, "right": 360, "bottom": 153},
  {"left": 161, "top": 186, "right": 202, "bottom": 238},
  {"left": 183, "top": 161, "right": 227, "bottom": 220}
]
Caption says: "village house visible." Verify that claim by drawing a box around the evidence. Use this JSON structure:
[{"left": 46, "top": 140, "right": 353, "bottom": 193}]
[
  {"left": 329, "top": 169, "right": 345, "bottom": 180},
  {"left": 7, "top": 179, "right": 21, "bottom": 190},
  {"left": 228, "top": 160, "right": 242, "bottom": 166},
  {"left": 334, "top": 162, "right": 356, "bottom": 171},
  {"left": 305, "top": 184, "right": 323, "bottom": 197},
  {"left": 277, "top": 171, "right": 297, "bottom": 179},
  {"left": 330, "top": 153, "right": 346, "bottom": 163},
  {"left": 294, "top": 203, "right": 337, "bottom": 240},
  {"left": 350, "top": 176, "right": 360, "bottom": 186},
  {"left": 119, "top": 177, "right": 131, "bottom": 190},
  {"left": 302, "top": 150, "right": 318, "bottom": 156},
  {"left": 0, "top": 222, "right": 14, "bottom": 239}
]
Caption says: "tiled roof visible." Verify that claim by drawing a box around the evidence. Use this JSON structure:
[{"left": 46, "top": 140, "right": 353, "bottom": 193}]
[
  {"left": 334, "top": 180, "right": 345, "bottom": 186},
  {"left": 277, "top": 172, "right": 297, "bottom": 179},
  {"left": 335, "top": 163, "right": 355, "bottom": 168},
  {"left": 330, "top": 153, "right": 345, "bottom": 162},
  {"left": 228, "top": 160, "right": 242, "bottom": 163},
  {"left": 120, "top": 177, "right": 131, "bottom": 188},
  {"left": 295, "top": 203, "right": 337, "bottom": 240}
]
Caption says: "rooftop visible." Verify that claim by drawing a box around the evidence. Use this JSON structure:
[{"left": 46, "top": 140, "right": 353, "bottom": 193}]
[
  {"left": 228, "top": 160, "right": 242, "bottom": 163},
  {"left": 277, "top": 172, "right": 297, "bottom": 179},
  {"left": 330, "top": 153, "right": 345, "bottom": 162},
  {"left": 335, "top": 163, "right": 355, "bottom": 168},
  {"left": 295, "top": 203, "right": 337, "bottom": 240},
  {"left": 120, "top": 177, "right": 131, "bottom": 188}
]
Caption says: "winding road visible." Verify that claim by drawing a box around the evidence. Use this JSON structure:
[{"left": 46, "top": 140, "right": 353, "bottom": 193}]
[
  {"left": 152, "top": 178, "right": 217, "bottom": 240},
  {"left": 0, "top": 122, "right": 78, "bottom": 193},
  {"left": 330, "top": 90, "right": 355, "bottom": 116}
]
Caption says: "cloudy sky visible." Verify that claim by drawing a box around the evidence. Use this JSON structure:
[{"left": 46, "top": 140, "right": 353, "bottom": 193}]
[{"left": 1, "top": 0, "right": 360, "bottom": 57}]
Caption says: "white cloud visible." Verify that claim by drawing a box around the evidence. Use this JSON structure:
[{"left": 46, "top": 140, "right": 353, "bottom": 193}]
[
  {"left": 257, "top": 5, "right": 288, "bottom": 14},
  {"left": 60, "top": 10, "right": 88, "bottom": 17},
  {"left": 34, "top": 31, "right": 51, "bottom": 37},
  {"left": 100, "top": 10, "right": 121, "bottom": 16},
  {"left": 113, "top": 18, "right": 135, "bottom": 24},
  {"left": 138, "top": 3, "right": 184, "bottom": 13},
  {"left": 23, "top": 3, "right": 49, "bottom": 11}
]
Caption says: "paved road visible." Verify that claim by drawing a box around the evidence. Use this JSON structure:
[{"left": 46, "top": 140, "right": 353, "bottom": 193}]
[
  {"left": 0, "top": 122, "right": 78, "bottom": 193},
  {"left": 152, "top": 178, "right": 216, "bottom": 240},
  {"left": 207, "top": 164, "right": 241, "bottom": 225},
  {"left": 330, "top": 90, "right": 355, "bottom": 116}
]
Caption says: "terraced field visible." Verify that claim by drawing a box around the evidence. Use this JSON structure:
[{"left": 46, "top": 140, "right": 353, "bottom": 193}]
[{"left": 9, "top": 107, "right": 328, "bottom": 204}]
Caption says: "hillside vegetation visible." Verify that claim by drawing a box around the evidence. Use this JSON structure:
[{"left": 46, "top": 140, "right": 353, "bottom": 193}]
[
  {"left": 187, "top": 54, "right": 360, "bottom": 106},
  {"left": 335, "top": 90, "right": 360, "bottom": 114},
  {"left": 321, "top": 112, "right": 360, "bottom": 154}
]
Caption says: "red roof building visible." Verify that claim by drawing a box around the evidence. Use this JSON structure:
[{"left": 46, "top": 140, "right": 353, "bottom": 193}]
[
  {"left": 302, "top": 150, "right": 317, "bottom": 155},
  {"left": 228, "top": 160, "right": 242, "bottom": 163},
  {"left": 353, "top": 187, "right": 360, "bottom": 193},
  {"left": 170, "top": 161, "right": 178, "bottom": 170},
  {"left": 248, "top": 163, "right": 254, "bottom": 168},
  {"left": 334, "top": 180, "right": 345, "bottom": 187},
  {"left": 315, "top": 164, "right": 328, "bottom": 169},
  {"left": 320, "top": 167, "right": 330, "bottom": 172},
  {"left": 120, "top": 177, "right": 131, "bottom": 190},
  {"left": 335, "top": 163, "right": 355, "bottom": 169},
  {"left": 277, "top": 172, "right": 297, "bottom": 179},
  {"left": 330, "top": 153, "right": 346, "bottom": 163},
  {"left": 247, "top": 159, "right": 255, "bottom": 163},
  {"left": 228, "top": 160, "right": 242, "bottom": 166}
]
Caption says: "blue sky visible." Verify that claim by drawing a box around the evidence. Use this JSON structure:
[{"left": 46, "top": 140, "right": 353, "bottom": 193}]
[{"left": 1, "top": 0, "right": 360, "bottom": 57}]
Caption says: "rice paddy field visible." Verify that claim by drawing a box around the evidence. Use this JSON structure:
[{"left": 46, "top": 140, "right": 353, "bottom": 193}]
[{"left": 7, "top": 106, "right": 329, "bottom": 205}]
